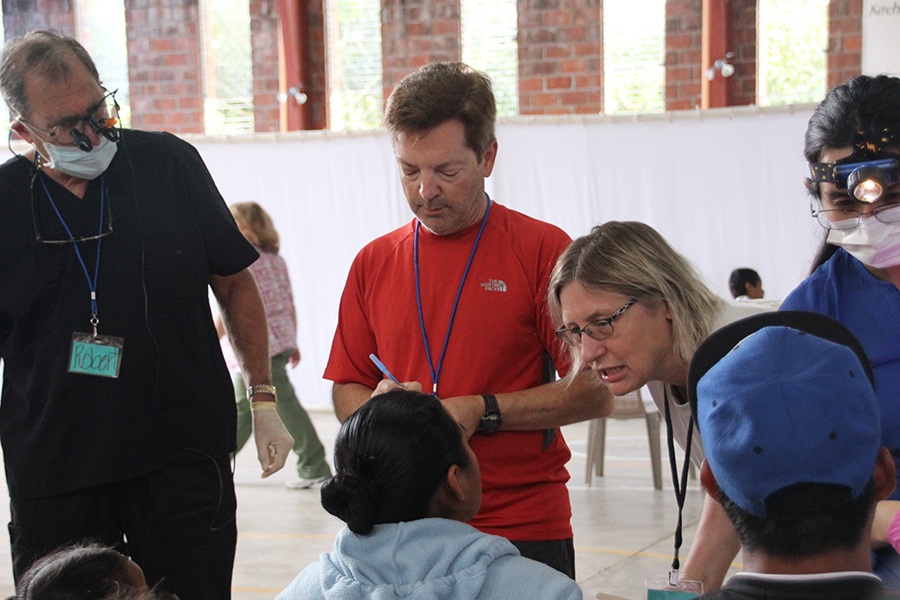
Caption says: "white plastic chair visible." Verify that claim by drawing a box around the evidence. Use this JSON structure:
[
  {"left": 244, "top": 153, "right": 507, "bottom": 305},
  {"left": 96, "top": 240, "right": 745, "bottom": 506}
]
[{"left": 584, "top": 387, "right": 663, "bottom": 490}]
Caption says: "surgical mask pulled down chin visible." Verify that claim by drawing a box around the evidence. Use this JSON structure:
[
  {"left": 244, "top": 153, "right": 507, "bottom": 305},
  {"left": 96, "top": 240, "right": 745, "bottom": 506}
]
[
  {"left": 41, "top": 136, "right": 118, "bottom": 180},
  {"left": 827, "top": 216, "right": 900, "bottom": 269}
]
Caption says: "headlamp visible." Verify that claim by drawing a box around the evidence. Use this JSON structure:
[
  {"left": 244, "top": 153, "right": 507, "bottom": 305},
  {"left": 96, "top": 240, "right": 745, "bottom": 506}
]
[
  {"left": 846, "top": 165, "right": 887, "bottom": 203},
  {"left": 810, "top": 155, "right": 900, "bottom": 204}
]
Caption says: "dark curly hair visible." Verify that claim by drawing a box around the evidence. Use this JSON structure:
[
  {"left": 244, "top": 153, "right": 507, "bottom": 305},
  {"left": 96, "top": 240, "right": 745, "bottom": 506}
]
[{"left": 15, "top": 543, "right": 179, "bottom": 600}]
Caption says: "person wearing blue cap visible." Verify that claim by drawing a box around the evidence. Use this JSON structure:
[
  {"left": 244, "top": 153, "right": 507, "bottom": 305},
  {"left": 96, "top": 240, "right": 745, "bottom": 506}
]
[{"left": 688, "top": 311, "right": 899, "bottom": 600}]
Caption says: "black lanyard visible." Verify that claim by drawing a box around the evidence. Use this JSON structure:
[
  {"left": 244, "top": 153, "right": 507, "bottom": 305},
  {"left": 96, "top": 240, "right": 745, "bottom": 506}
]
[{"left": 663, "top": 386, "right": 694, "bottom": 582}]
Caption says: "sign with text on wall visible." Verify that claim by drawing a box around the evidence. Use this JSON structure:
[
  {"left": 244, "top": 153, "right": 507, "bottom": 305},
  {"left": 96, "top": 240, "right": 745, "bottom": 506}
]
[{"left": 862, "top": 0, "right": 900, "bottom": 77}]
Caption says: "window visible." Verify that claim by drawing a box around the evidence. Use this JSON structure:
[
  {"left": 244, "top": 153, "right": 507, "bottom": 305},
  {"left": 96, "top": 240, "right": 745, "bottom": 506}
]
[
  {"left": 76, "top": 0, "right": 131, "bottom": 127},
  {"left": 201, "top": 0, "right": 254, "bottom": 134},
  {"left": 326, "top": 0, "right": 383, "bottom": 131},
  {"left": 462, "top": 0, "right": 518, "bottom": 116},
  {"left": 758, "top": 0, "right": 828, "bottom": 106},
  {"left": 603, "top": 0, "right": 665, "bottom": 114}
]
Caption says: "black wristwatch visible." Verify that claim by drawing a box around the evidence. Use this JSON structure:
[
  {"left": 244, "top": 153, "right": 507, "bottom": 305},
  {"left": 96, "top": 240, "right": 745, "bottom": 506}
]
[{"left": 478, "top": 394, "right": 502, "bottom": 434}]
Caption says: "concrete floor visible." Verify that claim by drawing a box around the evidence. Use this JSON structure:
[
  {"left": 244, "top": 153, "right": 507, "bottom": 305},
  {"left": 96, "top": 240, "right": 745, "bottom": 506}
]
[{"left": 0, "top": 408, "right": 740, "bottom": 599}]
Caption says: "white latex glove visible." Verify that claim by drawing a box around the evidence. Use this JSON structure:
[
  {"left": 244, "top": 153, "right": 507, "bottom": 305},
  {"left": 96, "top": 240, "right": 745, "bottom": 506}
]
[{"left": 251, "top": 407, "right": 294, "bottom": 478}]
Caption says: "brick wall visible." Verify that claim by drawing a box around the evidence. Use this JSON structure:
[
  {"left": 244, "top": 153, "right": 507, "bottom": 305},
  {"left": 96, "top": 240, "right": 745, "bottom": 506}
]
[
  {"left": 250, "top": 0, "right": 327, "bottom": 132},
  {"left": 3, "top": 0, "right": 76, "bottom": 38},
  {"left": 665, "top": 0, "right": 755, "bottom": 110},
  {"left": 381, "top": 0, "right": 604, "bottom": 116},
  {"left": 665, "top": 0, "right": 702, "bottom": 110},
  {"left": 305, "top": 0, "right": 327, "bottom": 130},
  {"left": 0, "top": 1, "right": 873, "bottom": 131},
  {"left": 381, "top": 0, "right": 461, "bottom": 103},
  {"left": 827, "top": 0, "right": 862, "bottom": 90},
  {"left": 729, "top": 0, "right": 757, "bottom": 106},
  {"left": 125, "top": 0, "right": 204, "bottom": 133},
  {"left": 517, "top": 0, "right": 602, "bottom": 115},
  {"left": 250, "top": 0, "right": 280, "bottom": 132}
]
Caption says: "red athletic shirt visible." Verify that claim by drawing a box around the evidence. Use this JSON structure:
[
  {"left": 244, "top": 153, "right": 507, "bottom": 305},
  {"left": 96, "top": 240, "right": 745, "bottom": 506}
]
[{"left": 325, "top": 202, "right": 574, "bottom": 540}]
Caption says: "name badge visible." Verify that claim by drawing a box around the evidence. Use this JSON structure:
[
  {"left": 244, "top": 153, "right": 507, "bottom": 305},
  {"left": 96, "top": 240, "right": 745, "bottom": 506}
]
[
  {"left": 68, "top": 332, "right": 124, "bottom": 378},
  {"left": 645, "top": 577, "right": 703, "bottom": 600}
]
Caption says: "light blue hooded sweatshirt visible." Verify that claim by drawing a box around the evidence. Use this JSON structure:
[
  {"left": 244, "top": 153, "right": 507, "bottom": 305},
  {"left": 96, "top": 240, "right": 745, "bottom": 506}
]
[{"left": 275, "top": 518, "right": 583, "bottom": 599}]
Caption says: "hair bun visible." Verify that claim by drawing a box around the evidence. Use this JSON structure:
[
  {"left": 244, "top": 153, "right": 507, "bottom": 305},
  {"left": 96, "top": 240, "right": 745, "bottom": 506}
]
[{"left": 321, "top": 473, "right": 380, "bottom": 534}]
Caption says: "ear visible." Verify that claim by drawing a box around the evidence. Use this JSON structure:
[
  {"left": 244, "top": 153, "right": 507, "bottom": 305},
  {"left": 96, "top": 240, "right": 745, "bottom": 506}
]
[
  {"left": 10, "top": 120, "right": 34, "bottom": 144},
  {"left": 662, "top": 298, "right": 673, "bottom": 321},
  {"left": 874, "top": 447, "right": 896, "bottom": 502},
  {"left": 699, "top": 461, "right": 722, "bottom": 503},
  {"left": 481, "top": 140, "right": 498, "bottom": 178},
  {"left": 445, "top": 464, "right": 466, "bottom": 502},
  {"left": 425, "top": 465, "right": 466, "bottom": 519}
]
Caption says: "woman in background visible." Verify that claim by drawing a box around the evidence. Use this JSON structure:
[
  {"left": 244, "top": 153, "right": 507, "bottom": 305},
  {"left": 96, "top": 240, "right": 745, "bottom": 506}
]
[
  {"left": 276, "top": 389, "right": 582, "bottom": 600},
  {"left": 222, "top": 202, "right": 332, "bottom": 489}
]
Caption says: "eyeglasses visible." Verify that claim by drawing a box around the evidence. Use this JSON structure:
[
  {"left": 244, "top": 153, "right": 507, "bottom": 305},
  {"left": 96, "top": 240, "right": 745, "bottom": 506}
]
[
  {"left": 18, "top": 88, "right": 120, "bottom": 151},
  {"left": 30, "top": 167, "right": 113, "bottom": 244},
  {"left": 555, "top": 298, "right": 637, "bottom": 347},
  {"left": 813, "top": 202, "right": 900, "bottom": 230}
]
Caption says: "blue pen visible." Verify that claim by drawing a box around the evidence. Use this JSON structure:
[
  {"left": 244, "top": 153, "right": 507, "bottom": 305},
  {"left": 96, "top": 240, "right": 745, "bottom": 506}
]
[{"left": 369, "top": 353, "right": 401, "bottom": 385}]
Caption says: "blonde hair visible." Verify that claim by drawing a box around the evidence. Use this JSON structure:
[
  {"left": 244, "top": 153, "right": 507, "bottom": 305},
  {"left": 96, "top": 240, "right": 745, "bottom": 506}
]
[
  {"left": 548, "top": 221, "right": 724, "bottom": 375},
  {"left": 229, "top": 201, "right": 279, "bottom": 254}
]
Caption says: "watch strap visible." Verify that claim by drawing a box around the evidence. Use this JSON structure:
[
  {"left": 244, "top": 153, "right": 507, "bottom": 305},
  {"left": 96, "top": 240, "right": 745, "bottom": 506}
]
[
  {"left": 248, "top": 383, "right": 278, "bottom": 403},
  {"left": 478, "top": 393, "right": 502, "bottom": 433}
]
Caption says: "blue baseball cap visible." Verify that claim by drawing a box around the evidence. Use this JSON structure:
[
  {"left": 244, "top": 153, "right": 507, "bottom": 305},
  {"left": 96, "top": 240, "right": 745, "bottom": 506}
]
[{"left": 688, "top": 311, "right": 880, "bottom": 519}]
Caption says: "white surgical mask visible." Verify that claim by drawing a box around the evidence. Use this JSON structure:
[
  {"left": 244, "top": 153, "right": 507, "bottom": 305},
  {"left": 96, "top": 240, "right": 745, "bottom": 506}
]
[
  {"left": 827, "top": 215, "right": 900, "bottom": 269},
  {"left": 41, "top": 136, "right": 118, "bottom": 180}
]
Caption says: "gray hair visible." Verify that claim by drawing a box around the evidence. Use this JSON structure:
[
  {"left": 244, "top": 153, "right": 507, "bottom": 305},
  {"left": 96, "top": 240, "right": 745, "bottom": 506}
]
[
  {"left": 0, "top": 29, "right": 100, "bottom": 119},
  {"left": 548, "top": 221, "right": 724, "bottom": 375}
]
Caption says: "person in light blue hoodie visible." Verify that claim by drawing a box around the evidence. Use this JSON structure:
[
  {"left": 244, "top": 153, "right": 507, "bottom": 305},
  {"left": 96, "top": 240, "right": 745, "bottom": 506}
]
[{"left": 275, "top": 389, "right": 583, "bottom": 600}]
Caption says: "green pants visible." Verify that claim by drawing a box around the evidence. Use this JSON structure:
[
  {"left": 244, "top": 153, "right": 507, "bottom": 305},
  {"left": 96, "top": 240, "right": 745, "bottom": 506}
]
[{"left": 234, "top": 351, "right": 332, "bottom": 479}]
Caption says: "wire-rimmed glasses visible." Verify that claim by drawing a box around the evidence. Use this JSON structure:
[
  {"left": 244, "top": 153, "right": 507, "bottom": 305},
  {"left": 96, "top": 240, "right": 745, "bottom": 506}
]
[
  {"left": 17, "top": 88, "right": 120, "bottom": 151},
  {"left": 555, "top": 298, "right": 637, "bottom": 347},
  {"left": 813, "top": 202, "right": 900, "bottom": 230}
]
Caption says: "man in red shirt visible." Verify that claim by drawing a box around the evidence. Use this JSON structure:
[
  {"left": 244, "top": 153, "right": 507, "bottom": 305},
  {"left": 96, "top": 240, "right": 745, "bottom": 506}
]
[{"left": 324, "top": 62, "right": 609, "bottom": 577}]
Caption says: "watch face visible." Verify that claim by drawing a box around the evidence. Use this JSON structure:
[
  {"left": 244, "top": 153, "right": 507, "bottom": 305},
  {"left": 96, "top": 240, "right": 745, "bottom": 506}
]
[{"left": 480, "top": 414, "right": 501, "bottom": 433}]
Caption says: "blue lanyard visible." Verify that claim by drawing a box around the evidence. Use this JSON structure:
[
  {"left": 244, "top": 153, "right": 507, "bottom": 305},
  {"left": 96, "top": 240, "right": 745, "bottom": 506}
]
[
  {"left": 38, "top": 171, "right": 106, "bottom": 336},
  {"left": 414, "top": 195, "right": 492, "bottom": 396}
]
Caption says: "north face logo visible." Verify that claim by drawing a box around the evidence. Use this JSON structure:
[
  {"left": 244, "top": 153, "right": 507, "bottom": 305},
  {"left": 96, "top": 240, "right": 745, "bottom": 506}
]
[{"left": 480, "top": 279, "right": 507, "bottom": 292}]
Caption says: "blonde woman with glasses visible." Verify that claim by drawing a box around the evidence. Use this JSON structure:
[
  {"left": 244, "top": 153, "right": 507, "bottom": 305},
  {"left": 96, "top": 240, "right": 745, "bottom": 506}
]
[{"left": 548, "top": 221, "right": 771, "bottom": 592}]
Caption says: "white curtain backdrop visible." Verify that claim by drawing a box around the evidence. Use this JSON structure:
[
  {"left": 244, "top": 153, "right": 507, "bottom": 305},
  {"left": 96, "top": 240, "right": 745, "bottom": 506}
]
[{"left": 1, "top": 105, "right": 823, "bottom": 407}]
